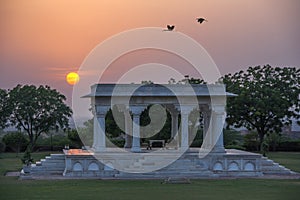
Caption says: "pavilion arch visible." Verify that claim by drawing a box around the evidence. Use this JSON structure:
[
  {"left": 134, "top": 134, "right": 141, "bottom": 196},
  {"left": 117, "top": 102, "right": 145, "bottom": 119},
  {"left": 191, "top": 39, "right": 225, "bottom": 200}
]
[
  {"left": 244, "top": 162, "right": 255, "bottom": 171},
  {"left": 88, "top": 162, "right": 100, "bottom": 171},
  {"left": 228, "top": 161, "right": 240, "bottom": 171},
  {"left": 213, "top": 161, "right": 224, "bottom": 171},
  {"left": 73, "top": 162, "right": 83, "bottom": 171}
]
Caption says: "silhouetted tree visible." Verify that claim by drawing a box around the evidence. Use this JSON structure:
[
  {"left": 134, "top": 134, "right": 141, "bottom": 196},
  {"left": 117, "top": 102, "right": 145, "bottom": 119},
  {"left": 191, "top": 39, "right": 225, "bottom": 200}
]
[
  {"left": 221, "top": 65, "right": 300, "bottom": 150},
  {"left": 77, "top": 119, "right": 93, "bottom": 146},
  {"left": 2, "top": 131, "right": 29, "bottom": 153},
  {"left": 141, "top": 80, "right": 154, "bottom": 84},
  {"left": 7, "top": 85, "right": 72, "bottom": 151},
  {"left": 140, "top": 105, "right": 171, "bottom": 142},
  {"left": 0, "top": 88, "right": 9, "bottom": 128},
  {"left": 168, "top": 76, "right": 206, "bottom": 84}
]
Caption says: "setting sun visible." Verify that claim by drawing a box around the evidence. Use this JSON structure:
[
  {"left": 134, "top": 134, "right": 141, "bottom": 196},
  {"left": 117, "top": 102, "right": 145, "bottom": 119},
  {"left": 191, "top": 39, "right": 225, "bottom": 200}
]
[{"left": 66, "top": 72, "right": 80, "bottom": 85}]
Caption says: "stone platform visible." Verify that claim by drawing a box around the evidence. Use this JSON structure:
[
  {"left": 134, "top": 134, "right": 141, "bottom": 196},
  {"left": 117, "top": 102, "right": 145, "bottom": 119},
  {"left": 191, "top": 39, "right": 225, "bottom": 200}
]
[{"left": 20, "top": 148, "right": 297, "bottom": 179}]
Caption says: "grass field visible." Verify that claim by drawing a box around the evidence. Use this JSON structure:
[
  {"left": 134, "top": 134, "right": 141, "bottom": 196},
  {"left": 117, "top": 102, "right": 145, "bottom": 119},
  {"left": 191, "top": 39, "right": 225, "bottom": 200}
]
[{"left": 0, "top": 151, "right": 299, "bottom": 200}]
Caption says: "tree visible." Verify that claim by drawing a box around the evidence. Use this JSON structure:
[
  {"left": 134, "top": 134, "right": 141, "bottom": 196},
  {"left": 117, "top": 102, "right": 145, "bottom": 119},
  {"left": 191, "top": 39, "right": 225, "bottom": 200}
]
[
  {"left": 187, "top": 77, "right": 206, "bottom": 84},
  {"left": 221, "top": 65, "right": 300, "bottom": 150},
  {"left": 140, "top": 105, "right": 171, "bottom": 142},
  {"left": 77, "top": 119, "right": 93, "bottom": 146},
  {"left": 106, "top": 107, "right": 124, "bottom": 138},
  {"left": 0, "top": 88, "right": 9, "bottom": 128},
  {"left": 167, "top": 76, "right": 206, "bottom": 84},
  {"left": 2, "top": 132, "right": 29, "bottom": 153},
  {"left": 67, "top": 129, "right": 83, "bottom": 148},
  {"left": 7, "top": 85, "right": 72, "bottom": 151},
  {"left": 141, "top": 80, "right": 154, "bottom": 84}
]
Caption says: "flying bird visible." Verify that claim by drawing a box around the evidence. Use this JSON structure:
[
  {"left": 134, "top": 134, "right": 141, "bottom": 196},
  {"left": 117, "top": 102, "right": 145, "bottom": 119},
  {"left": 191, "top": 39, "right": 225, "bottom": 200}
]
[
  {"left": 196, "top": 18, "right": 207, "bottom": 24},
  {"left": 163, "top": 25, "right": 175, "bottom": 31}
]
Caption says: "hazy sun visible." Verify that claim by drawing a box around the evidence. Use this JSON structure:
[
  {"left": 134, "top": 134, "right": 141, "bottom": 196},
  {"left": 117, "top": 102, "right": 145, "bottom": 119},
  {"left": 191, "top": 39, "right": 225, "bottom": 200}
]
[{"left": 66, "top": 72, "right": 80, "bottom": 85}]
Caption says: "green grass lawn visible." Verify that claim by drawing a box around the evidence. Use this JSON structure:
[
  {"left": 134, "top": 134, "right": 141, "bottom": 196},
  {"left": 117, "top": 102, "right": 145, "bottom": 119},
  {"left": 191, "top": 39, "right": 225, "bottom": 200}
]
[{"left": 0, "top": 151, "right": 299, "bottom": 200}]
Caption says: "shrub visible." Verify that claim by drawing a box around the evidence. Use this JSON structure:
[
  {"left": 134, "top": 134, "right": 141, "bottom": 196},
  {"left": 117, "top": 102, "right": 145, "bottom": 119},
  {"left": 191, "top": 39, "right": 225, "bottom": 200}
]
[
  {"left": 277, "top": 140, "right": 300, "bottom": 151},
  {"left": 225, "top": 144, "right": 246, "bottom": 150},
  {"left": 67, "top": 129, "right": 83, "bottom": 148},
  {"left": 265, "top": 132, "right": 282, "bottom": 151},
  {"left": 224, "top": 129, "right": 243, "bottom": 146},
  {"left": 2, "top": 132, "right": 28, "bottom": 152},
  {"left": 21, "top": 149, "right": 34, "bottom": 166},
  {"left": 190, "top": 130, "right": 203, "bottom": 147},
  {"left": 0, "top": 141, "right": 5, "bottom": 153},
  {"left": 190, "top": 139, "right": 203, "bottom": 147},
  {"left": 243, "top": 131, "right": 260, "bottom": 151},
  {"left": 108, "top": 138, "right": 125, "bottom": 148},
  {"left": 35, "top": 133, "right": 74, "bottom": 151}
]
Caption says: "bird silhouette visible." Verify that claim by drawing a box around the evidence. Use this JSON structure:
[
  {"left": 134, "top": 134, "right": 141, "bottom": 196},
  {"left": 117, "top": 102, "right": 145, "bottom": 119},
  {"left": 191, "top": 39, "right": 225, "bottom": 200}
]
[
  {"left": 163, "top": 25, "right": 175, "bottom": 31},
  {"left": 196, "top": 18, "right": 207, "bottom": 24}
]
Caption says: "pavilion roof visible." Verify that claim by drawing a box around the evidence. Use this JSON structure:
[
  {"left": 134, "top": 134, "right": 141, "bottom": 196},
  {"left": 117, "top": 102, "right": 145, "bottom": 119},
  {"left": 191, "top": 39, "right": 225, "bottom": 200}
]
[{"left": 83, "top": 84, "right": 236, "bottom": 98}]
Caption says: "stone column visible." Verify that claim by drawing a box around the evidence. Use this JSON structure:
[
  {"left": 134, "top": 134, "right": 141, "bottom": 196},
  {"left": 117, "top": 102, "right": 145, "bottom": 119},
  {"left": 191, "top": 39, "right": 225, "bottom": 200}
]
[
  {"left": 165, "top": 105, "right": 180, "bottom": 149},
  {"left": 92, "top": 111, "right": 99, "bottom": 149},
  {"left": 130, "top": 106, "right": 146, "bottom": 152},
  {"left": 93, "top": 105, "right": 110, "bottom": 152},
  {"left": 171, "top": 111, "right": 179, "bottom": 139},
  {"left": 170, "top": 110, "right": 179, "bottom": 148},
  {"left": 124, "top": 110, "right": 132, "bottom": 148},
  {"left": 180, "top": 106, "right": 194, "bottom": 150},
  {"left": 210, "top": 105, "right": 226, "bottom": 153},
  {"left": 201, "top": 107, "right": 212, "bottom": 150}
]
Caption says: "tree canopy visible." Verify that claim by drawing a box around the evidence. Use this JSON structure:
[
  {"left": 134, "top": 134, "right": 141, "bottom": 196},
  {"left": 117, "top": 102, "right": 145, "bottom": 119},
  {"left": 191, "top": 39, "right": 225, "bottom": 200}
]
[
  {"left": 168, "top": 76, "right": 206, "bottom": 84},
  {"left": 0, "top": 88, "right": 9, "bottom": 128},
  {"left": 7, "top": 85, "right": 72, "bottom": 151},
  {"left": 221, "top": 65, "right": 300, "bottom": 148}
]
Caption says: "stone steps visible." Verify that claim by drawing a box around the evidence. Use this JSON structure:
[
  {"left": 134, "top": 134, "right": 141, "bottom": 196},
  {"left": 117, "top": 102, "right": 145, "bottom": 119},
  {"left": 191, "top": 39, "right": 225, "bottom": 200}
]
[
  {"left": 29, "top": 154, "right": 65, "bottom": 175},
  {"left": 115, "top": 170, "right": 213, "bottom": 178},
  {"left": 260, "top": 157, "right": 295, "bottom": 175}
]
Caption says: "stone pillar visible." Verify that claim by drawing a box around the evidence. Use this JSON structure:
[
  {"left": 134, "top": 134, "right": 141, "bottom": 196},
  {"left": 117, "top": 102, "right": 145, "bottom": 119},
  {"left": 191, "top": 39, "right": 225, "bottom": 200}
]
[
  {"left": 210, "top": 105, "right": 226, "bottom": 153},
  {"left": 171, "top": 111, "right": 179, "bottom": 139},
  {"left": 93, "top": 105, "right": 110, "bottom": 152},
  {"left": 124, "top": 110, "right": 132, "bottom": 148},
  {"left": 165, "top": 105, "right": 180, "bottom": 148},
  {"left": 130, "top": 106, "right": 146, "bottom": 152},
  {"left": 180, "top": 106, "right": 194, "bottom": 150},
  {"left": 170, "top": 110, "right": 179, "bottom": 148},
  {"left": 92, "top": 114, "right": 99, "bottom": 149},
  {"left": 201, "top": 107, "right": 212, "bottom": 150}
]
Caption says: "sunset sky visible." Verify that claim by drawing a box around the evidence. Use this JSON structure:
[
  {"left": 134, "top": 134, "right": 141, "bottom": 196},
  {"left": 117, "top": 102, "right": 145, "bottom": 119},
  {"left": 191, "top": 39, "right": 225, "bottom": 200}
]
[{"left": 0, "top": 0, "right": 299, "bottom": 105}]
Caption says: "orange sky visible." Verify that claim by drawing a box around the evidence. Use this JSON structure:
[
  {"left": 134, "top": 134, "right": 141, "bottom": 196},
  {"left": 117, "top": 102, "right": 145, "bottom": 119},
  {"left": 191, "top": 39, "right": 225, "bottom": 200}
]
[{"left": 0, "top": 0, "right": 299, "bottom": 105}]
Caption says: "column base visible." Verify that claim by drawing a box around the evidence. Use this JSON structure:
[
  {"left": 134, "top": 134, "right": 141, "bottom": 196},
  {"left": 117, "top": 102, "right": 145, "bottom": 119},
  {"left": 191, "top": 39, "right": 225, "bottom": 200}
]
[
  {"left": 93, "top": 146, "right": 106, "bottom": 153},
  {"left": 131, "top": 146, "right": 141, "bottom": 152},
  {"left": 210, "top": 146, "right": 226, "bottom": 153},
  {"left": 124, "top": 144, "right": 132, "bottom": 148},
  {"left": 179, "top": 146, "right": 189, "bottom": 152},
  {"left": 199, "top": 146, "right": 225, "bottom": 154}
]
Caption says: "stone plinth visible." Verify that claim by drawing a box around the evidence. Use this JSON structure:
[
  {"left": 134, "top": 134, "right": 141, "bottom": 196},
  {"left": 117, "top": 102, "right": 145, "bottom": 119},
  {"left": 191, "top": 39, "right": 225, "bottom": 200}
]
[{"left": 49, "top": 148, "right": 295, "bottom": 178}]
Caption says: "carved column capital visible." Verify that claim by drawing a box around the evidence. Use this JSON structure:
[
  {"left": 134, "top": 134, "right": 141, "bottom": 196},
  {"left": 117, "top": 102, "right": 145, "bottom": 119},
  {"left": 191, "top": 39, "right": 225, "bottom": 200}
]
[
  {"left": 129, "top": 105, "right": 147, "bottom": 116},
  {"left": 200, "top": 104, "right": 210, "bottom": 113},
  {"left": 178, "top": 105, "right": 196, "bottom": 115},
  {"left": 211, "top": 105, "right": 226, "bottom": 115},
  {"left": 165, "top": 105, "right": 180, "bottom": 115},
  {"left": 95, "top": 105, "right": 110, "bottom": 117}
]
